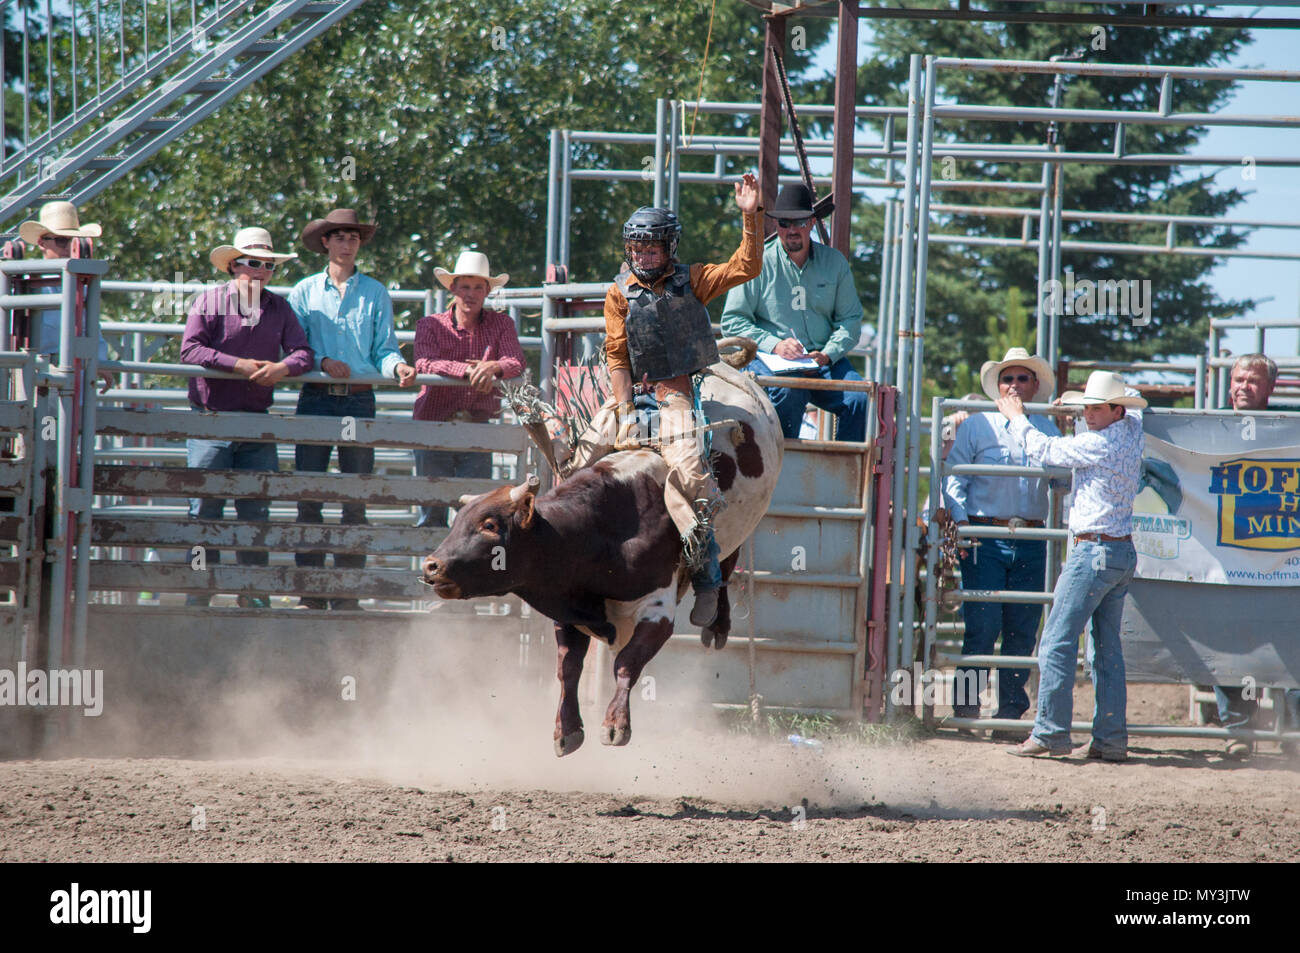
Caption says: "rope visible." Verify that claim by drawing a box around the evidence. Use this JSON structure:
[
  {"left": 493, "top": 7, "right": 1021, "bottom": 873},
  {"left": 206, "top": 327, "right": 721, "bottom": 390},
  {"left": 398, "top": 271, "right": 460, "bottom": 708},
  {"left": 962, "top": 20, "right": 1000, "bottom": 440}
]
[
  {"left": 772, "top": 49, "right": 832, "bottom": 247},
  {"left": 685, "top": 0, "right": 719, "bottom": 146}
]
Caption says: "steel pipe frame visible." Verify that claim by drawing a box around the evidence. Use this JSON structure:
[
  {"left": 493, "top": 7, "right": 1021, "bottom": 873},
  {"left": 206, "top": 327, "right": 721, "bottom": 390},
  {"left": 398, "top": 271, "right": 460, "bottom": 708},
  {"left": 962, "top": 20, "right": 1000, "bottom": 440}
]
[
  {"left": 932, "top": 202, "right": 1300, "bottom": 233},
  {"left": 929, "top": 232, "right": 1300, "bottom": 262},
  {"left": 885, "top": 55, "right": 923, "bottom": 723},
  {"left": 899, "top": 56, "right": 939, "bottom": 714},
  {"left": 907, "top": 54, "right": 1300, "bottom": 735}
]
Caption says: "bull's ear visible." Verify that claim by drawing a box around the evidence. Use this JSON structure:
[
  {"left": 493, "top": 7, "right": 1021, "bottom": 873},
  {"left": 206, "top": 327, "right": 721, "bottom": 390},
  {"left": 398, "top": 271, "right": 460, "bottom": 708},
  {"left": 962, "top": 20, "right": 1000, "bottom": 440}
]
[{"left": 509, "top": 474, "right": 540, "bottom": 529}]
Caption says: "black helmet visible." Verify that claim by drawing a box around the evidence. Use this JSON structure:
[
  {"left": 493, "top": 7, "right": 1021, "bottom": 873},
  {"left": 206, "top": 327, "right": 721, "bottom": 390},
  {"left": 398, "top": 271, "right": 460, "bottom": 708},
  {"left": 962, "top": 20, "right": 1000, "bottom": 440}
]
[{"left": 622, "top": 206, "right": 680, "bottom": 282}]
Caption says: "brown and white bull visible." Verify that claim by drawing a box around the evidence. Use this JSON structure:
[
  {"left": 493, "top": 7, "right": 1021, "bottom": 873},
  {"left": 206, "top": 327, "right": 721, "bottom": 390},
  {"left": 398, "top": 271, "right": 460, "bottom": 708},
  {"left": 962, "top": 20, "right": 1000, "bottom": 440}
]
[{"left": 421, "top": 360, "right": 782, "bottom": 756}]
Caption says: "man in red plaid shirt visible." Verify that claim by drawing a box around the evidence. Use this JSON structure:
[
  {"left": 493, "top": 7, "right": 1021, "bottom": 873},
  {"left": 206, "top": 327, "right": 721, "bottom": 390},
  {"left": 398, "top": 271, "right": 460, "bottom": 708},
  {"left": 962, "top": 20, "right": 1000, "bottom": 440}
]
[{"left": 413, "top": 251, "right": 525, "bottom": 527}]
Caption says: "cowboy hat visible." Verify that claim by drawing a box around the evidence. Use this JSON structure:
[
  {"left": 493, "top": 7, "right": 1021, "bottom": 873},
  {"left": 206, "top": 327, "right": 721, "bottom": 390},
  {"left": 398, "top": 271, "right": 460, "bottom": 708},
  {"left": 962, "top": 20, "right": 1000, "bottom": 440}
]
[
  {"left": 980, "top": 347, "right": 1056, "bottom": 402},
  {"left": 433, "top": 251, "right": 509, "bottom": 290},
  {"left": 300, "top": 208, "right": 377, "bottom": 254},
  {"left": 1058, "top": 370, "right": 1148, "bottom": 408},
  {"left": 18, "top": 201, "right": 102, "bottom": 245},
  {"left": 765, "top": 183, "right": 834, "bottom": 220},
  {"left": 210, "top": 227, "right": 298, "bottom": 273}
]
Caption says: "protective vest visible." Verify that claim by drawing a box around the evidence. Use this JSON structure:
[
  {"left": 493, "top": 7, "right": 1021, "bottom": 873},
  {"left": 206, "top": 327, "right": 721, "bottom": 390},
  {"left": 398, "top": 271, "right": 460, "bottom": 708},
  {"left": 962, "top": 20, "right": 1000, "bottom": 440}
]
[{"left": 616, "top": 265, "right": 718, "bottom": 382}]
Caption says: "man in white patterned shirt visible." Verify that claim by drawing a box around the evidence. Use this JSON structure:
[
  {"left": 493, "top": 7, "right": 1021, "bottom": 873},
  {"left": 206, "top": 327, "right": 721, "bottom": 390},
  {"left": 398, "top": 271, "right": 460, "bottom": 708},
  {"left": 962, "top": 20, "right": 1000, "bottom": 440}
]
[{"left": 996, "top": 370, "right": 1146, "bottom": 762}]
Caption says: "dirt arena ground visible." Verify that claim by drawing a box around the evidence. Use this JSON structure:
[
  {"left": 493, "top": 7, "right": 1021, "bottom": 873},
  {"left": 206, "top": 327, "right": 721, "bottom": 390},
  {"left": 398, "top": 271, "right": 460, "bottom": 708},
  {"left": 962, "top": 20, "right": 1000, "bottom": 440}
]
[{"left": 2, "top": 680, "right": 1297, "bottom": 863}]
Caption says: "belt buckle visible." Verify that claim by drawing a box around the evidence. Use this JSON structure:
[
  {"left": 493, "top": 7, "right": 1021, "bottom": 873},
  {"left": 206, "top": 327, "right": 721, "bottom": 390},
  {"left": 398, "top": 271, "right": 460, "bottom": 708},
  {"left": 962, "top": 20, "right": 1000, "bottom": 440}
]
[
  {"left": 450, "top": 410, "right": 474, "bottom": 423},
  {"left": 1007, "top": 517, "right": 1027, "bottom": 530},
  {"left": 327, "top": 383, "right": 348, "bottom": 397}
]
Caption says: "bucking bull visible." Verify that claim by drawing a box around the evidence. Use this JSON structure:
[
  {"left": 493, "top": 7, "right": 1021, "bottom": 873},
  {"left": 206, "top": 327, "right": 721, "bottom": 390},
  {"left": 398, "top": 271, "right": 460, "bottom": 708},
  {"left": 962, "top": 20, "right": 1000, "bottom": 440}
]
[{"left": 421, "top": 346, "right": 783, "bottom": 755}]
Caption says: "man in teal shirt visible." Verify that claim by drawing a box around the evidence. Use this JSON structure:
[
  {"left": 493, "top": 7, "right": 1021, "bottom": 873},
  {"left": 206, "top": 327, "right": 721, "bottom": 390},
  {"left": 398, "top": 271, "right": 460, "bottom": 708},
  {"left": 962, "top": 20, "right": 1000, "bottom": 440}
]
[
  {"left": 289, "top": 208, "right": 416, "bottom": 610},
  {"left": 721, "top": 184, "right": 868, "bottom": 441}
]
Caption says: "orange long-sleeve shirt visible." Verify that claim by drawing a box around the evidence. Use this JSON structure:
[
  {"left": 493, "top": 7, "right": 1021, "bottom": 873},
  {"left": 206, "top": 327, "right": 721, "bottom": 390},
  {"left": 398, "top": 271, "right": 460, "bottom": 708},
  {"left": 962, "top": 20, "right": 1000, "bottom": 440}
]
[{"left": 604, "top": 210, "right": 762, "bottom": 373}]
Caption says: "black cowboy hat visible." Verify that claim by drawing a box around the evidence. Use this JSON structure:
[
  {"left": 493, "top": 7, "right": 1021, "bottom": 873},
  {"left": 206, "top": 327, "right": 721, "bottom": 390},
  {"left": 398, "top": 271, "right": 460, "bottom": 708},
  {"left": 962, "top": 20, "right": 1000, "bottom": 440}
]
[
  {"left": 301, "top": 208, "right": 378, "bottom": 254},
  {"left": 766, "top": 183, "right": 834, "bottom": 220}
]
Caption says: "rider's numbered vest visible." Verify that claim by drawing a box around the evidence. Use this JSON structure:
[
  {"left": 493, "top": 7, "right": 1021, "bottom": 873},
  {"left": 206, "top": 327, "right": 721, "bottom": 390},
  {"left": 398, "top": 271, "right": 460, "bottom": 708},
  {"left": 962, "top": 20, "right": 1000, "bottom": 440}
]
[{"left": 616, "top": 265, "right": 719, "bottom": 383}]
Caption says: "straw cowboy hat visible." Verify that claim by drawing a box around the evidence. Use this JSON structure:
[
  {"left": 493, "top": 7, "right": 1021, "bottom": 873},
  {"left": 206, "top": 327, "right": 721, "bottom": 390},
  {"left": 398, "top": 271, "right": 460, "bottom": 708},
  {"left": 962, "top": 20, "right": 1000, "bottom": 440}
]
[
  {"left": 1058, "top": 370, "right": 1148, "bottom": 408},
  {"left": 18, "top": 201, "right": 102, "bottom": 245},
  {"left": 980, "top": 347, "right": 1056, "bottom": 402},
  {"left": 434, "top": 251, "right": 509, "bottom": 290},
  {"left": 210, "top": 226, "right": 298, "bottom": 273},
  {"left": 300, "top": 208, "right": 377, "bottom": 254}
]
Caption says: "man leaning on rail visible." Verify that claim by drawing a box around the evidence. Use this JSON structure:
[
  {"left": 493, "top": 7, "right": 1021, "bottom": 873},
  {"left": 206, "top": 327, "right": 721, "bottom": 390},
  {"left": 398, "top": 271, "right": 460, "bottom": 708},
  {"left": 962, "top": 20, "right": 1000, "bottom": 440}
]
[
  {"left": 179, "top": 227, "right": 313, "bottom": 609},
  {"left": 17, "top": 200, "right": 115, "bottom": 393},
  {"left": 1212, "top": 353, "right": 1300, "bottom": 759},
  {"left": 939, "top": 347, "right": 1063, "bottom": 741},
  {"left": 411, "top": 251, "right": 525, "bottom": 530},
  {"left": 288, "top": 209, "right": 417, "bottom": 611},
  {"left": 998, "top": 371, "right": 1146, "bottom": 762}
]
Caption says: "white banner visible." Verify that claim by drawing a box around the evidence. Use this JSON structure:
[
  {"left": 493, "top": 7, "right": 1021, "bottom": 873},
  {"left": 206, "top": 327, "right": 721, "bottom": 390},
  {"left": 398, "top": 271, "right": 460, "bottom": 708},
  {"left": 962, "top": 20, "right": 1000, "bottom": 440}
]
[{"left": 1134, "top": 432, "right": 1300, "bottom": 586}]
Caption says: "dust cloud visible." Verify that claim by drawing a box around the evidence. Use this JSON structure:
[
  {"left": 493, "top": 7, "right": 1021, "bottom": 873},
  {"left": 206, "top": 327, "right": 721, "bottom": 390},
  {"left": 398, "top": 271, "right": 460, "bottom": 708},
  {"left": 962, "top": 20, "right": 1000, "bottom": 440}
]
[{"left": 62, "top": 612, "right": 988, "bottom": 813}]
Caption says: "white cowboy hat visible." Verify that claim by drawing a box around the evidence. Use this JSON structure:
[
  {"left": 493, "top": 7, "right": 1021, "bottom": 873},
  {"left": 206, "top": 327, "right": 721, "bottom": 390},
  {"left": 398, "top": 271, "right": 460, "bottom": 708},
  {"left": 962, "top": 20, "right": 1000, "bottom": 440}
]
[
  {"left": 18, "top": 201, "right": 102, "bottom": 245},
  {"left": 980, "top": 347, "right": 1056, "bottom": 402},
  {"left": 1058, "top": 370, "right": 1148, "bottom": 408},
  {"left": 210, "top": 226, "right": 299, "bottom": 273},
  {"left": 434, "top": 251, "right": 509, "bottom": 291}
]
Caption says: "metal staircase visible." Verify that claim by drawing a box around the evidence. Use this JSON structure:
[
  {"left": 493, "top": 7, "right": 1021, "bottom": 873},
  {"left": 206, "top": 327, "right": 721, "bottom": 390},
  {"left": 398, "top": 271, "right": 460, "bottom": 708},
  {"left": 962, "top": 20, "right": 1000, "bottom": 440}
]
[{"left": 1, "top": 0, "right": 370, "bottom": 230}]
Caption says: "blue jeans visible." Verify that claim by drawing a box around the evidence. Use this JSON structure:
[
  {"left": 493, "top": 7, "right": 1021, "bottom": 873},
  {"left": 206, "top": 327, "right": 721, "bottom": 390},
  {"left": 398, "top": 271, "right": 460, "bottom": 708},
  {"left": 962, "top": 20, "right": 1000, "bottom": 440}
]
[
  {"left": 1213, "top": 685, "right": 1257, "bottom": 731},
  {"left": 1214, "top": 686, "right": 1300, "bottom": 732},
  {"left": 747, "top": 356, "right": 868, "bottom": 442},
  {"left": 413, "top": 448, "right": 492, "bottom": 528},
  {"left": 955, "top": 537, "right": 1046, "bottom": 719},
  {"left": 1031, "top": 539, "right": 1136, "bottom": 754},
  {"left": 185, "top": 418, "right": 278, "bottom": 568},
  {"left": 294, "top": 386, "right": 375, "bottom": 570}
]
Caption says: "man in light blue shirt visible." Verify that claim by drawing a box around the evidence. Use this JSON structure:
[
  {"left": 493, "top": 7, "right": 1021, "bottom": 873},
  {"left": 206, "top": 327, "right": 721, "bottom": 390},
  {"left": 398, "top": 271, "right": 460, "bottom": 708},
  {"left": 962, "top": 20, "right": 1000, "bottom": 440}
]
[
  {"left": 289, "top": 208, "right": 416, "bottom": 610},
  {"left": 720, "top": 184, "right": 868, "bottom": 441},
  {"left": 942, "top": 347, "right": 1061, "bottom": 735}
]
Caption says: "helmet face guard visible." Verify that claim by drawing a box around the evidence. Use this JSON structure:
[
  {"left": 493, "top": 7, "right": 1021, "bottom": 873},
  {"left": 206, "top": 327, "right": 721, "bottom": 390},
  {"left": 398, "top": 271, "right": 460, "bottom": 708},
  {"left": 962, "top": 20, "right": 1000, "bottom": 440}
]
[{"left": 622, "top": 207, "right": 681, "bottom": 283}]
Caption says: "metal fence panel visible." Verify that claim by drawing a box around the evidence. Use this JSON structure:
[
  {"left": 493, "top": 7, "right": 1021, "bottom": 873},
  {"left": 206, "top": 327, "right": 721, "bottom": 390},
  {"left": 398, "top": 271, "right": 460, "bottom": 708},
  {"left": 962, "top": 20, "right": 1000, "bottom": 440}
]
[{"left": 93, "top": 465, "right": 499, "bottom": 506}]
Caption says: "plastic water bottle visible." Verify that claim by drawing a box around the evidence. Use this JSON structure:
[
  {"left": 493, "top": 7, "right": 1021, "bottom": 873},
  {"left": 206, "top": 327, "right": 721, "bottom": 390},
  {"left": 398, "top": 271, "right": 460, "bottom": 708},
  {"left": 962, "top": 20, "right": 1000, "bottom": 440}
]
[{"left": 787, "top": 733, "right": 824, "bottom": 750}]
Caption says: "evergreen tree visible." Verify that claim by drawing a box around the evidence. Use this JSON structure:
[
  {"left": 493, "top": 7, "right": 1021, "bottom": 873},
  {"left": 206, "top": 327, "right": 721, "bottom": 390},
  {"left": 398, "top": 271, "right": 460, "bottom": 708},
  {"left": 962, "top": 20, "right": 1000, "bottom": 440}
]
[{"left": 854, "top": 2, "right": 1256, "bottom": 388}]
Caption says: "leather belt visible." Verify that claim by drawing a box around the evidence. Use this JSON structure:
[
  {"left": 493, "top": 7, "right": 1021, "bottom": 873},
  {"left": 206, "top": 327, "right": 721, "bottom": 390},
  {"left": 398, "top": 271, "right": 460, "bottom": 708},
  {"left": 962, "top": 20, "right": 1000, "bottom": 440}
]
[
  {"left": 1073, "top": 533, "right": 1131, "bottom": 542},
  {"left": 307, "top": 382, "right": 373, "bottom": 396},
  {"left": 969, "top": 515, "right": 1044, "bottom": 528}
]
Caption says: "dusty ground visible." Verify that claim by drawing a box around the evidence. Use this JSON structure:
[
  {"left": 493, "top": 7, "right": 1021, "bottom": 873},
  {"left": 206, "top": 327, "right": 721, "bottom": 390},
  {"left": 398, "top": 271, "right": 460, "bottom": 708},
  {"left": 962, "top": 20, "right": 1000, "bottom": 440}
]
[{"left": 1, "top": 683, "right": 1297, "bottom": 862}]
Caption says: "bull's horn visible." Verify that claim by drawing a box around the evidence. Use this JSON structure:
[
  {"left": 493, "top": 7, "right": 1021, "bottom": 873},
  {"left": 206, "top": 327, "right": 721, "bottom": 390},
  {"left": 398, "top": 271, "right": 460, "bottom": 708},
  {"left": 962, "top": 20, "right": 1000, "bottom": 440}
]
[{"left": 509, "top": 473, "right": 540, "bottom": 503}]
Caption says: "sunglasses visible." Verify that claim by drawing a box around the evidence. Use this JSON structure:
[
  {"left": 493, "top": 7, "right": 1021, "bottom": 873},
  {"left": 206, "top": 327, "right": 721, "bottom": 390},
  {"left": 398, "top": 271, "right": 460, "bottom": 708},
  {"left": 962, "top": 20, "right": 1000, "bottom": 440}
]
[
  {"left": 1001, "top": 374, "right": 1034, "bottom": 384},
  {"left": 777, "top": 218, "right": 810, "bottom": 229},
  {"left": 41, "top": 235, "right": 72, "bottom": 246},
  {"left": 233, "top": 257, "right": 276, "bottom": 272}
]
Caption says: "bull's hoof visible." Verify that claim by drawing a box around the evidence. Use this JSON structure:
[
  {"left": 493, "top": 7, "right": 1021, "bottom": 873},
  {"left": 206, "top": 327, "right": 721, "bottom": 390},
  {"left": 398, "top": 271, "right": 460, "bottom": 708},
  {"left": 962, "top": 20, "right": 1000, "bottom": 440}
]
[
  {"left": 700, "top": 627, "right": 714, "bottom": 648},
  {"left": 700, "top": 625, "right": 729, "bottom": 650},
  {"left": 599, "top": 723, "right": 631, "bottom": 747},
  {"left": 554, "top": 729, "right": 585, "bottom": 758}
]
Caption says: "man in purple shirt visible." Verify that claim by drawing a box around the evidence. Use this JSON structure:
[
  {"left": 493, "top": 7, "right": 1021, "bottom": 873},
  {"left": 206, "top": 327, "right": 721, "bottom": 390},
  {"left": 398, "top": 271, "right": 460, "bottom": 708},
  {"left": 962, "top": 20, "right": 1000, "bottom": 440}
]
[{"left": 179, "top": 227, "right": 312, "bottom": 607}]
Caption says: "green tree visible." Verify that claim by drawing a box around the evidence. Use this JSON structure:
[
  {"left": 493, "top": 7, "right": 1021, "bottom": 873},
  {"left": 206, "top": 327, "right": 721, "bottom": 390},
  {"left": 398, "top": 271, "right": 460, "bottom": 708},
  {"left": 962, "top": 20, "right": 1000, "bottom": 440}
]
[
  {"left": 87, "top": 0, "right": 831, "bottom": 335},
  {"left": 855, "top": 3, "right": 1255, "bottom": 390}
]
